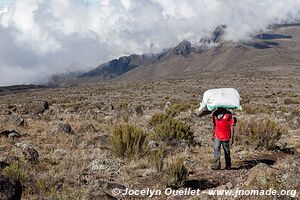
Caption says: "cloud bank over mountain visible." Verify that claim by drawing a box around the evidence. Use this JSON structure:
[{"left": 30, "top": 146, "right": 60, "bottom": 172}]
[{"left": 0, "top": 0, "right": 300, "bottom": 86}]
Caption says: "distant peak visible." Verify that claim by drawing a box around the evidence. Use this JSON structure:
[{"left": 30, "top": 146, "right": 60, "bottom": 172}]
[
  {"left": 211, "top": 25, "right": 227, "bottom": 42},
  {"left": 172, "top": 40, "right": 192, "bottom": 57}
]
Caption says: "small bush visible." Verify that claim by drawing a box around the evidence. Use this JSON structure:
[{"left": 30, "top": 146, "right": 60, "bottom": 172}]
[
  {"left": 2, "top": 162, "right": 29, "bottom": 185},
  {"left": 163, "top": 156, "right": 188, "bottom": 188},
  {"left": 166, "top": 103, "right": 191, "bottom": 117},
  {"left": 149, "top": 112, "right": 170, "bottom": 127},
  {"left": 109, "top": 124, "right": 147, "bottom": 159},
  {"left": 147, "top": 148, "right": 166, "bottom": 172},
  {"left": 155, "top": 119, "right": 194, "bottom": 144},
  {"left": 236, "top": 118, "right": 285, "bottom": 150},
  {"left": 284, "top": 98, "right": 299, "bottom": 105},
  {"left": 242, "top": 104, "right": 272, "bottom": 114}
]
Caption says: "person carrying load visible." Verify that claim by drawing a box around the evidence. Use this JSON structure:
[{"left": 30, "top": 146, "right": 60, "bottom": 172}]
[{"left": 195, "top": 88, "right": 241, "bottom": 170}]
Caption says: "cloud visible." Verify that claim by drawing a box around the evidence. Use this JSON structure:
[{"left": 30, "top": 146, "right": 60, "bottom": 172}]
[{"left": 0, "top": 0, "right": 300, "bottom": 86}]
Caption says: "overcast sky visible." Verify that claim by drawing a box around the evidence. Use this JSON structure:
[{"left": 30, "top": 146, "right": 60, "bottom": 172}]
[{"left": 0, "top": 0, "right": 299, "bottom": 86}]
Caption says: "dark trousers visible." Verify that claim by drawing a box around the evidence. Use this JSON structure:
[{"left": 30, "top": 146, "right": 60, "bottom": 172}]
[{"left": 213, "top": 138, "right": 231, "bottom": 168}]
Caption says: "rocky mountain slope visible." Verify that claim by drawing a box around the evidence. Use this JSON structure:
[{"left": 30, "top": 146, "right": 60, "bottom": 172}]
[{"left": 48, "top": 24, "right": 300, "bottom": 87}]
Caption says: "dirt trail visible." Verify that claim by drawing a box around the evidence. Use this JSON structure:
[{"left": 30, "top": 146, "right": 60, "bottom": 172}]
[{"left": 187, "top": 151, "right": 289, "bottom": 190}]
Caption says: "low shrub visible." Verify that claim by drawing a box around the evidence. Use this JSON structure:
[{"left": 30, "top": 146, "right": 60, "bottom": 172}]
[
  {"left": 109, "top": 124, "right": 147, "bottom": 159},
  {"left": 2, "top": 162, "right": 29, "bottom": 185},
  {"left": 284, "top": 98, "right": 299, "bottom": 105},
  {"left": 147, "top": 148, "right": 166, "bottom": 172},
  {"left": 154, "top": 119, "right": 194, "bottom": 144},
  {"left": 236, "top": 118, "right": 285, "bottom": 150},
  {"left": 166, "top": 103, "right": 191, "bottom": 117},
  {"left": 242, "top": 104, "right": 272, "bottom": 114},
  {"left": 162, "top": 156, "right": 188, "bottom": 188},
  {"left": 149, "top": 112, "right": 170, "bottom": 127}
]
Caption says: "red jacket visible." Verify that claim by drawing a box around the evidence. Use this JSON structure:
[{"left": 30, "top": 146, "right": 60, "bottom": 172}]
[{"left": 213, "top": 110, "right": 235, "bottom": 141}]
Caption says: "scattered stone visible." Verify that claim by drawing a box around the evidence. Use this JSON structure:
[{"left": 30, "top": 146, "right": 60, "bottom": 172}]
[
  {"left": 244, "top": 163, "right": 277, "bottom": 187},
  {"left": 134, "top": 168, "right": 156, "bottom": 177},
  {"left": 0, "top": 130, "right": 21, "bottom": 139},
  {"left": 148, "top": 140, "right": 159, "bottom": 149},
  {"left": 53, "top": 149, "right": 68, "bottom": 159},
  {"left": 51, "top": 122, "right": 74, "bottom": 134},
  {"left": 89, "top": 159, "right": 124, "bottom": 172},
  {"left": 77, "top": 123, "right": 96, "bottom": 134},
  {"left": 134, "top": 105, "right": 144, "bottom": 116},
  {"left": 0, "top": 174, "right": 22, "bottom": 200},
  {"left": 10, "top": 115, "right": 24, "bottom": 126},
  {"left": 164, "top": 101, "right": 172, "bottom": 110},
  {"left": 225, "top": 182, "right": 234, "bottom": 189},
  {"left": 88, "top": 134, "right": 108, "bottom": 146},
  {"left": 23, "top": 146, "right": 39, "bottom": 164},
  {"left": 18, "top": 100, "right": 49, "bottom": 115},
  {"left": 0, "top": 161, "right": 9, "bottom": 170},
  {"left": 86, "top": 179, "right": 125, "bottom": 200}
]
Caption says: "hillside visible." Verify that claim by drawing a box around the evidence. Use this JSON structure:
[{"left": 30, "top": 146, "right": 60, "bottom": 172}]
[{"left": 48, "top": 24, "right": 300, "bottom": 86}]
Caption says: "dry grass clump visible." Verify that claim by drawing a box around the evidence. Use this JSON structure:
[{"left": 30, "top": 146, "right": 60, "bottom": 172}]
[
  {"left": 162, "top": 155, "right": 188, "bottom": 189},
  {"left": 236, "top": 118, "right": 286, "bottom": 150},
  {"left": 154, "top": 119, "right": 194, "bottom": 144},
  {"left": 149, "top": 112, "right": 170, "bottom": 127},
  {"left": 147, "top": 148, "right": 166, "bottom": 172},
  {"left": 284, "top": 98, "right": 299, "bottom": 105},
  {"left": 166, "top": 103, "right": 191, "bottom": 117},
  {"left": 242, "top": 104, "right": 272, "bottom": 114},
  {"left": 109, "top": 124, "right": 147, "bottom": 159}
]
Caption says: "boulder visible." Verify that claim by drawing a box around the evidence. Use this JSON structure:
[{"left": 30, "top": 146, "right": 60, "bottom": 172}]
[
  {"left": 0, "top": 130, "right": 21, "bottom": 139},
  {"left": 22, "top": 146, "right": 39, "bottom": 164},
  {"left": 88, "top": 135, "right": 108, "bottom": 146},
  {"left": 0, "top": 174, "right": 22, "bottom": 200},
  {"left": 51, "top": 122, "right": 74, "bottom": 134},
  {"left": 134, "top": 105, "right": 144, "bottom": 116},
  {"left": 244, "top": 163, "right": 278, "bottom": 187},
  {"left": 18, "top": 101, "right": 49, "bottom": 115}
]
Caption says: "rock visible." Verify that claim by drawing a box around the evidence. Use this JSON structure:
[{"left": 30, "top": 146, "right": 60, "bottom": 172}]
[
  {"left": 244, "top": 163, "right": 277, "bottom": 187},
  {"left": 23, "top": 146, "right": 39, "bottom": 164},
  {"left": 134, "top": 168, "right": 156, "bottom": 177},
  {"left": 53, "top": 149, "right": 68, "bottom": 159},
  {"left": 0, "top": 115, "right": 24, "bottom": 126},
  {"left": 134, "top": 105, "right": 144, "bottom": 116},
  {"left": 225, "top": 182, "right": 234, "bottom": 189},
  {"left": 18, "top": 100, "right": 49, "bottom": 115},
  {"left": 0, "top": 161, "right": 9, "bottom": 170},
  {"left": 89, "top": 159, "right": 124, "bottom": 172},
  {"left": 77, "top": 123, "right": 96, "bottom": 134},
  {"left": 148, "top": 140, "right": 159, "bottom": 149},
  {"left": 9, "top": 115, "right": 24, "bottom": 126},
  {"left": 87, "top": 192, "right": 117, "bottom": 200},
  {"left": 88, "top": 135, "right": 108, "bottom": 146},
  {"left": 51, "top": 122, "right": 74, "bottom": 134},
  {"left": 0, "top": 174, "right": 22, "bottom": 200},
  {"left": 164, "top": 101, "right": 172, "bottom": 110},
  {"left": 86, "top": 180, "right": 125, "bottom": 200},
  {"left": 0, "top": 130, "right": 21, "bottom": 139}
]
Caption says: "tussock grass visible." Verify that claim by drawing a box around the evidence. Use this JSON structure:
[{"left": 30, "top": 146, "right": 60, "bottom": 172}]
[
  {"left": 166, "top": 103, "right": 191, "bottom": 117},
  {"left": 236, "top": 118, "right": 286, "bottom": 150},
  {"left": 162, "top": 155, "right": 188, "bottom": 188},
  {"left": 154, "top": 119, "right": 194, "bottom": 144},
  {"left": 149, "top": 112, "right": 170, "bottom": 127},
  {"left": 2, "top": 161, "right": 29, "bottom": 185},
  {"left": 147, "top": 148, "right": 166, "bottom": 172},
  {"left": 242, "top": 104, "right": 272, "bottom": 114},
  {"left": 109, "top": 124, "right": 147, "bottom": 159}
]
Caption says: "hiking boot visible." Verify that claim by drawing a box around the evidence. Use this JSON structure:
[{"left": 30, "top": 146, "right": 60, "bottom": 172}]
[
  {"left": 225, "top": 165, "right": 231, "bottom": 170},
  {"left": 211, "top": 165, "right": 221, "bottom": 170}
]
